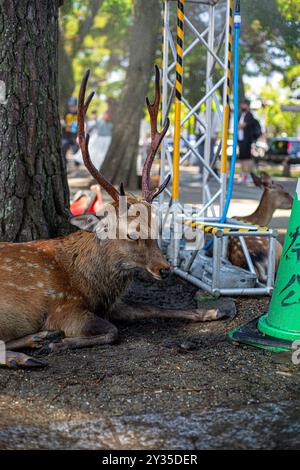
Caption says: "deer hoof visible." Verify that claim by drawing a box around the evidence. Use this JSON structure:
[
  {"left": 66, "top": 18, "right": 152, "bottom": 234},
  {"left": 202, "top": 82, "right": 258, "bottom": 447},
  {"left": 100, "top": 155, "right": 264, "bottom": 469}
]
[
  {"left": 3, "top": 351, "right": 47, "bottom": 369},
  {"left": 37, "top": 342, "right": 60, "bottom": 355},
  {"left": 31, "top": 330, "right": 65, "bottom": 348},
  {"left": 24, "top": 358, "right": 48, "bottom": 368},
  {"left": 215, "top": 299, "right": 237, "bottom": 321}
]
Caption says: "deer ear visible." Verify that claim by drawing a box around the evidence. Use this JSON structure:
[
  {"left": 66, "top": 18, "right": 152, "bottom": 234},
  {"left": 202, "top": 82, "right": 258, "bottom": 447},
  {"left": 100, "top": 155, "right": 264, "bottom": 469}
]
[
  {"left": 69, "top": 214, "right": 100, "bottom": 232},
  {"left": 260, "top": 171, "right": 272, "bottom": 187},
  {"left": 251, "top": 173, "right": 262, "bottom": 187}
]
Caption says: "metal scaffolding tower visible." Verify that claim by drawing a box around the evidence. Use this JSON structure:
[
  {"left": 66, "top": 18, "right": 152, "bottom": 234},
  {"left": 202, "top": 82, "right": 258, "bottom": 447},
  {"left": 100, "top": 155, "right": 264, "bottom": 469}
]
[{"left": 158, "top": 0, "right": 277, "bottom": 296}]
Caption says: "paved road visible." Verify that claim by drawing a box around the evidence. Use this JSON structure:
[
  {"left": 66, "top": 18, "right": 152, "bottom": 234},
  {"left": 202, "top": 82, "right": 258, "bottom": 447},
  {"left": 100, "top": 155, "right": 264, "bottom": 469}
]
[
  {"left": 69, "top": 165, "right": 296, "bottom": 233},
  {"left": 1, "top": 400, "right": 299, "bottom": 449},
  {"left": 178, "top": 168, "right": 297, "bottom": 234}
]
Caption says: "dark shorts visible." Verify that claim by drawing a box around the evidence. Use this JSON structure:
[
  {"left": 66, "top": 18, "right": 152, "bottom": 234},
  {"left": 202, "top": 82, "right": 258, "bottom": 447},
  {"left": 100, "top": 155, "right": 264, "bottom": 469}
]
[
  {"left": 238, "top": 140, "right": 252, "bottom": 160},
  {"left": 62, "top": 134, "right": 79, "bottom": 158}
]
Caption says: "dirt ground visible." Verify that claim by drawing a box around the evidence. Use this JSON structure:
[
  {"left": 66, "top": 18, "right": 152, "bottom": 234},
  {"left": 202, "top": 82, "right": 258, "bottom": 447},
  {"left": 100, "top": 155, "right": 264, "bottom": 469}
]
[{"left": 0, "top": 273, "right": 299, "bottom": 450}]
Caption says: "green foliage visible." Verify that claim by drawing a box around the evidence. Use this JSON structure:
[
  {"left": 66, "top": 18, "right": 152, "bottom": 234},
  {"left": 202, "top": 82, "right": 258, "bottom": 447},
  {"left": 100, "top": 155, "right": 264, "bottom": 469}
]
[
  {"left": 258, "top": 83, "right": 300, "bottom": 137},
  {"left": 240, "top": 0, "right": 300, "bottom": 76},
  {"left": 277, "top": 0, "right": 300, "bottom": 21},
  {"left": 59, "top": 0, "right": 300, "bottom": 134},
  {"left": 60, "top": 0, "right": 132, "bottom": 113},
  {"left": 276, "top": 0, "right": 300, "bottom": 92}
]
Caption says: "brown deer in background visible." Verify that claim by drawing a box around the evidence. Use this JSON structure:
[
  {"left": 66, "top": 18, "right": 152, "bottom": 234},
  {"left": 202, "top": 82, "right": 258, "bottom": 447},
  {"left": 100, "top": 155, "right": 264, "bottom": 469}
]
[
  {"left": 228, "top": 172, "right": 293, "bottom": 282},
  {"left": 0, "top": 67, "right": 233, "bottom": 369}
]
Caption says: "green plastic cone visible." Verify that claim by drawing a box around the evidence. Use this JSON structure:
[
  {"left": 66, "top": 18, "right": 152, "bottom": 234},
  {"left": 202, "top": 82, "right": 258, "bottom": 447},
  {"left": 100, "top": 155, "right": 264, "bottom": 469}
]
[{"left": 258, "top": 180, "right": 300, "bottom": 342}]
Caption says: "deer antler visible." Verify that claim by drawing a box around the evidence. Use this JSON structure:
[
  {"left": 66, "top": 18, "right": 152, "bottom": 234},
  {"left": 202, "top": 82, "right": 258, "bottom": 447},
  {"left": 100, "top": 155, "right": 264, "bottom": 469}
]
[
  {"left": 142, "top": 65, "right": 170, "bottom": 203},
  {"left": 77, "top": 70, "right": 120, "bottom": 203}
]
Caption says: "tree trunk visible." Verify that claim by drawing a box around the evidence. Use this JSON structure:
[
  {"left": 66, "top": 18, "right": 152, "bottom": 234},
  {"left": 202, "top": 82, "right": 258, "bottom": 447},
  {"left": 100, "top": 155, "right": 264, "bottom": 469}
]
[
  {"left": 0, "top": 0, "right": 70, "bottom": 242},
  {"left": 101, "top": 0, "right": 161, "bottom": 190}
]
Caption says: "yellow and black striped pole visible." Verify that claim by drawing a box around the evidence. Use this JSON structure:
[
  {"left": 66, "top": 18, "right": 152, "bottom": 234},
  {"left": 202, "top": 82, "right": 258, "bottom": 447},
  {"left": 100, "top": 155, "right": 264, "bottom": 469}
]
[
  {"left": 172, "top": 0, "right": 184, "bottom": 202},
  {"left": 220, "top": 0, "right": 233, "bottom": 179},
  {"left": 186, "top": 220, "right": 269, "bottom": 235}
]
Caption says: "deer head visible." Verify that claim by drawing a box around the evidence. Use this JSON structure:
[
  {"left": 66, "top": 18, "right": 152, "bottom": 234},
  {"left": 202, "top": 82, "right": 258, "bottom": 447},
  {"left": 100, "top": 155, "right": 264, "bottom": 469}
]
[
  {"left": 69, "top": 67, "right": 171, "bottom": 280},
  {"left": 251, "top": 172, "right": 293, "bottom": 210}
]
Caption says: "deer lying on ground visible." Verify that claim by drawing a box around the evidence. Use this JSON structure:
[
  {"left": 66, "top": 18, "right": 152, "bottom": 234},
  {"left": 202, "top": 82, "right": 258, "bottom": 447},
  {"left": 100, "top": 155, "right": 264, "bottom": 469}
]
[
  {"left": 228, "top": 172, "right": 293, "bottom": 282},
  {"left": 0, "top": 67, "right": 234, "bottom": 369}
]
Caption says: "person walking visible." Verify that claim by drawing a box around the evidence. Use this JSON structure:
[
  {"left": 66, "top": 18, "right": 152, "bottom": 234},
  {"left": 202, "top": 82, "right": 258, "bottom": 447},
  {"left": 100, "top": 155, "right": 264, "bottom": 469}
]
[
  {"left": 62, "top": 97, "right": 79, "bottom": 161},
  {"left": 73, "top": 100, "right": 117, "bottom": 170},
  {"left": 237, "top": 98, "right": 257, "bottom": 185}
]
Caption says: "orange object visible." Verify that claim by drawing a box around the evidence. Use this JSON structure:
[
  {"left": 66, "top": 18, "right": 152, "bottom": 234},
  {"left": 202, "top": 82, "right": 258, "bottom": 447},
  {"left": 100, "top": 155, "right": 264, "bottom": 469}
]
[{"left": 70, "top": 185, "right": 103, "bottom": 216}]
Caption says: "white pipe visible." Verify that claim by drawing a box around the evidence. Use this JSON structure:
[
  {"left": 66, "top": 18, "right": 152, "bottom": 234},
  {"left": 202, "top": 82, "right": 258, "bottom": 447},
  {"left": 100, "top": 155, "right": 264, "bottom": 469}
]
[{"left": 174, "top": 268, "right": 272, "bottom": 296}]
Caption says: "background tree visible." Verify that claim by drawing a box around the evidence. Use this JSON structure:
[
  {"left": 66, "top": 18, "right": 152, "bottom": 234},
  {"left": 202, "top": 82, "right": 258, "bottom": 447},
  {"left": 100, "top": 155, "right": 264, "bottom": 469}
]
[
  {"left": 101, "top": 0, "right": 161, "bottom": 189},
  {"left": 58, "top": 0, "right": 300, "bottom": 195},
  {"left": 239, "top": 0, "right": 300, "bottom": 100},
  {"left": 258, "top": 84, "right": 300, "bottom": 137},
  {"left": 59, "top": 0, "right": 131, "bottom": 114},
  {"left": 0, "top": 0, "right": 70, "bottom": 242},
  {"left": 59, "top": 0, "right": 104, "bottom": 114}
]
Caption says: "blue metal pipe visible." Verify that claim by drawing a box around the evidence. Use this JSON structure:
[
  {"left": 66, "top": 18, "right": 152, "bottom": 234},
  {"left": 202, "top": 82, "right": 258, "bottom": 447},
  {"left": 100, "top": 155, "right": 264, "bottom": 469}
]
[{"left": 204, "top": 0, "right": 241, "bottom": 251}]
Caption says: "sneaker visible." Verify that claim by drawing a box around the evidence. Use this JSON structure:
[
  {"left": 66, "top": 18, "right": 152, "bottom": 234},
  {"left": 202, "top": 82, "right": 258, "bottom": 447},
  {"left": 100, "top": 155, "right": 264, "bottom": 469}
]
[{"left": 236, "top": 173, "right": 246, "bottom": 183}]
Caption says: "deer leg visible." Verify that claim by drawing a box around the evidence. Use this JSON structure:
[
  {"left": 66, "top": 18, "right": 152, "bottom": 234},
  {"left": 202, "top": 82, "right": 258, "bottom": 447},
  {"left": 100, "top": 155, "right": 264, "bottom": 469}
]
[
  {"left": 1, "top": 350, "right": 47, "bottom": 369},
  {"left": 39, "top": 314, "right": 118, "bottom": 354},
  {"left": 5, "top": 330, "right": 65, "bottom": 351},
  {"left": 1, "top": 331, "right": 62, "bottom": 368},
  {"left": 39, "top": 334, "right": 117, "bottom": 354},
  {"left": 254, "top": 262, "right": 267, "bottom": 283},
  {"left": 112, "top": 300, "right": 236, "bottom": 322}
]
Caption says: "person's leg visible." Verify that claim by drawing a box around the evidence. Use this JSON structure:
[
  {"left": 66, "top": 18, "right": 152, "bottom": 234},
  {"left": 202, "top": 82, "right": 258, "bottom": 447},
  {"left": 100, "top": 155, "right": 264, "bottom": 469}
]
[
  {"left": 240, "top": 160, "right": 247, "bottom": 182},
  {"left": 70, "top": 137, "right": 79, "bottom": 155},
  {"left": 238, "top": 142, "right": 245, "bottom": 182},
  {"left": 243, "top": 158, "right": 254, "bottom": 184},
  {"left": 62, "top": 136, "right": 71, "bottom": 160},
  {"left": 238, "top": 141, "right": 252, "bottom": 183},
  {"left": 210, "top": 140, "right": 215, "bottom": 164},
  {"left": 197, "top": 141, "right": 204, "bottom": 175}
]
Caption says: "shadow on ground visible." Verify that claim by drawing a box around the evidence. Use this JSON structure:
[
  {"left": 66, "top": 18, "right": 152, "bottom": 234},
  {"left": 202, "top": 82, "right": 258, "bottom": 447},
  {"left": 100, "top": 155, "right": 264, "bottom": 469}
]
[{"left": 0, "top": 273, "right": 299, "bottom": 449}]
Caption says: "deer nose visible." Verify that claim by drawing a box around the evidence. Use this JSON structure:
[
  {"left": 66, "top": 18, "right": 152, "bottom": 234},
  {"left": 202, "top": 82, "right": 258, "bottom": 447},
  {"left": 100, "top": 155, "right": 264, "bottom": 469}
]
[{"left": 160, "top": 267, "right": 171, "bottom": 279}]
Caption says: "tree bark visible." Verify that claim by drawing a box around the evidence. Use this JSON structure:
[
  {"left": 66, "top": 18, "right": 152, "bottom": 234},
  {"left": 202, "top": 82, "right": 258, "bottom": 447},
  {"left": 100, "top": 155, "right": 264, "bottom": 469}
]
[
  {"left": 0, "top": 0, "right": 70, "bottom": 242},
  {"left": 101, "top": 0, "right": 161, "bottom": 190}
]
